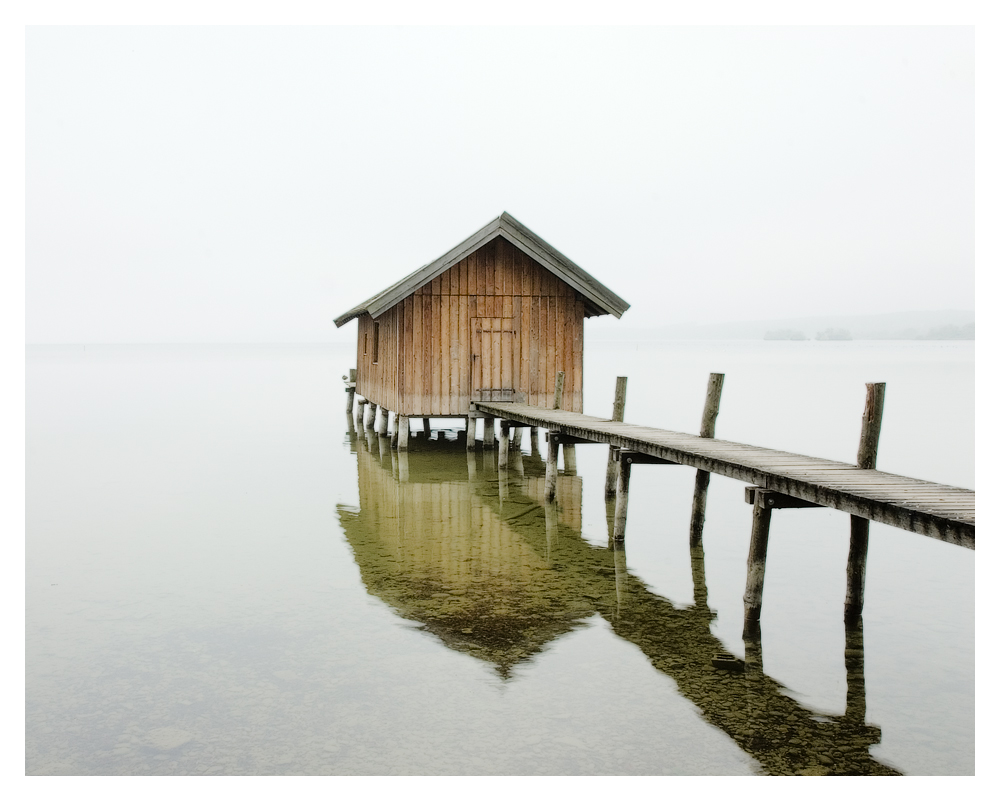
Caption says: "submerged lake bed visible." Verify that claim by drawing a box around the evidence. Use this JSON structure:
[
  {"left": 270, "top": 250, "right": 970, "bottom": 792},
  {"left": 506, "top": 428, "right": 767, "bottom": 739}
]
[{"left": 25, "top": 340, "right": 974, "bottom": 775}]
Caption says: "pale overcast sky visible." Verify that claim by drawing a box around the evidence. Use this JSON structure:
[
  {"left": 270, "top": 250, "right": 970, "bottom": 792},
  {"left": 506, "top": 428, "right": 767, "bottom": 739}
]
[{"left": 26, "top": 25, "right": 973, "bottom": 343}]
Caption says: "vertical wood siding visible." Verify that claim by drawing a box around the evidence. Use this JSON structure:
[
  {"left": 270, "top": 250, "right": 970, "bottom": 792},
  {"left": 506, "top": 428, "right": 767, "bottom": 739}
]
[{"left": 360, "top": 237, "right": 585, "bottom": 416}]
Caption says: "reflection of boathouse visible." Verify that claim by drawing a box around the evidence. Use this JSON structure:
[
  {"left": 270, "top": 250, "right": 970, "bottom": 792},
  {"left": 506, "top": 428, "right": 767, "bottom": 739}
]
[
  {"left": 337, "top": 428, "right": 902, "bottom": 775},
  {"left": 338, "top": 435, "right": 585, "bottom": 678}
]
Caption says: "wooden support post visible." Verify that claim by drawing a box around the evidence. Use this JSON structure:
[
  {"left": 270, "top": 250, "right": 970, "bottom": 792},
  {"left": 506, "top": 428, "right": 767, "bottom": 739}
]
[
  {"left": 612, "top": 454, "right": 632, "bottom": 541},
  {"left": 364, "top": 401, "right": 376, "bottom": 430},
  {"left": 356, "top": 397, "right": 366, "bottom": 428},
  {"left": 605, "top": 377, "right": 628, "bottom": 499},
  {"left": 345, "top": 368, "right": 357, "bottom": 413},
  {"left": 390, "top": 413, "right": 399, "bottom": 448},
  {"left": 423, "top": 417, "right": 431, "bottom": 437},
  {"left": 465, "top": 417, "right": 476, "bottom": 450},
  {"left": 498, "top": 421, "right": 510, "bottom": 470},
  {"left": 512, "top": 426, "right": 523, "bottom": 449},
  {"left": 690, "top": 373, "right": 724, "bottom": 547},
  {"left": 563, "top": 444, "right": 577, "bottom": 475},
  {"left": 377, "top": 406, "right": 389, "bottom": 436},
  {"left": 544, "top": 432, "right": 560, "bottom": 501},
  {"left": 483, "top": 418, "right": 496, "bottom": 449},
  {"left": 397, "top": 415, "right": 409, "bottom": 452},
  {"left": 742, "top": 488, "right": 772, "bottom": 640},
  {"left": 529, "top": 427, "right": 539, "bottom": 455},
  {"left": 846, "top": 382, "right": 885, "bottom": 623}
]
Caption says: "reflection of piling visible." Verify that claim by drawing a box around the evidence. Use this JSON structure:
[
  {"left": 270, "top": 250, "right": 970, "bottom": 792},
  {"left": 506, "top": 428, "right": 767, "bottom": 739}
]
[
  {"left": 346, "top": 412, "right": 359, "bottom": 452},
  {"left": 467, "top": 450, "right": 477, "bottom": 481},
  {"left": 605, "top": 377, "right": 628, "bottom": 499},
  {"left": 378, "top": 431, "right": 389, "bottom": 460},
  {"left": 544, "top": 499, "right": 558, "bottom": 559},
  {"left": 846, "top": 383, "right": 884, "bottom": 623},
  {"left": 742, "top": 488, "right": 772, "bottom": 640},
  {"left": 397, "top": 451, "right": 409, "bottom": 482},
  {"left": 613, "top": 539, "right": 628, "bottom": 614},
  {"left": 690, "top": 541, "right": 709, "bottom": 613},
  {"left": 844, "top": 619, "right": 866, "bottom": 725},
  {"left": 563, "top": 445, "right": 577, "bottom": 475},
  {"left": 690, "top": 373, "right": 724, "bottom": 547},
  {"left": 512, "top": 448, "right": 524, "bottom": 477}
]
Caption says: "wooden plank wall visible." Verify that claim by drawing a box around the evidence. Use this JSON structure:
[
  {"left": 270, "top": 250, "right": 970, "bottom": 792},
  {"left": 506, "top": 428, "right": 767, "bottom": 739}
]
[
  {"left": 356, "top": 306, "right": 401, "bottom": 411},
  {"left": 397, "top": 237, "right": 584, "bottom": 416}
]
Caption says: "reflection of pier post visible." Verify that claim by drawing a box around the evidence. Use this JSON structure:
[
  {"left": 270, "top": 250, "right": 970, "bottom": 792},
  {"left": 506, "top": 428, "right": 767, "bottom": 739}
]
[
  {"left": 544, "top": 499, "right": 558, "bottom": 559},
  {"left": 690, "top": 541, "right": 709, "bottom": 613},
  {"left": 467, "top": 450, "right": 477, "bottom": 481},
  {"left": 397, "top": 451, "right": 409, "bottom": 482},
  {"left": 690, "top": 373, "right": 724, "bottom": 547},
  {"left": 844, "top": 620, "right": 866, "bottom": 725},
  {"left": 613, "top": 539, "right": 628, "bottom": 614},
  {"left": 511, "top": 447, "right": 524, "bottom": 477},
  {"left": 346, "top": 413, "right": 359, "bottom": 452}
]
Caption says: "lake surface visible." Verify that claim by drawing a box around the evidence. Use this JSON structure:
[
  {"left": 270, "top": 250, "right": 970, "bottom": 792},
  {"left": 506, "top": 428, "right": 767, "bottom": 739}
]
[{"left": 25, "top": 340, "right": 974, "bottom": 775}]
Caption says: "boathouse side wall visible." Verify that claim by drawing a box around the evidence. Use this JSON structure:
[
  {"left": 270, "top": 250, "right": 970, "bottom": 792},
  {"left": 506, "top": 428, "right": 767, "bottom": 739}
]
[{"left": 355, "top": 237, "right": 585, "bottom": 417}]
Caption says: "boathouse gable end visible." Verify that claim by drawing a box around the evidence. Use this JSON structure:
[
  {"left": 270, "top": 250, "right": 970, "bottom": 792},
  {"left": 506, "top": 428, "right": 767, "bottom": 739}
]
[{"left": 339, "top": 214, "right": 630, "bottom": 418}]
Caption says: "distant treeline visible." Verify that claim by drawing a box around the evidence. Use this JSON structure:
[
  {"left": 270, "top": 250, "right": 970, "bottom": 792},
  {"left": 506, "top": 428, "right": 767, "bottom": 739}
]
[{"left": 764, "top": 323, "right": 973, "bottom": 341}]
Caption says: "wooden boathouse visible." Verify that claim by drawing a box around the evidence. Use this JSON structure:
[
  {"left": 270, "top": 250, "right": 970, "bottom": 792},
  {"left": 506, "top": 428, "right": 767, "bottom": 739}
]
[{"left": 334, "top": 212, "right": 629, "bottom": 442}]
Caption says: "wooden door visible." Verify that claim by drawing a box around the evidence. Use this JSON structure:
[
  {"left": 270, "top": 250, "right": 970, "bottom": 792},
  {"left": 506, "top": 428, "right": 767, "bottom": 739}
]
[{"left": 471, "top": 317, "right": 518, "bottom": 401}]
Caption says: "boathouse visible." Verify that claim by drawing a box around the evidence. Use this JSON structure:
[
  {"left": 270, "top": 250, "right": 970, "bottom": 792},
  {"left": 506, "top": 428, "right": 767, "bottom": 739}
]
[{"left": 334, "top": 213, "right": 629, "bottom": 423}]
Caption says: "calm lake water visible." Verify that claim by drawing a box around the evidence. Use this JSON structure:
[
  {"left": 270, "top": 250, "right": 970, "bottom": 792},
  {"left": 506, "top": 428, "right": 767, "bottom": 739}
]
[{"left": 25, "top": 340, "right": 974, "bottom": 775}]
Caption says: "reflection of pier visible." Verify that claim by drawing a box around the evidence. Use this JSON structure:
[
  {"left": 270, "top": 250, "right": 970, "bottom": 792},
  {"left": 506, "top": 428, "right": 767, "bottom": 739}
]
[{"left": 338, "top": 418, "right": 901, "bottom": 776}]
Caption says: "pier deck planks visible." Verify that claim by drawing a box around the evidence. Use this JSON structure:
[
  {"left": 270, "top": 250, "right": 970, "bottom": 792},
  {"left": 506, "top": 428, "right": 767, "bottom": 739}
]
[{"left": 473, "top": 401, "right": 974, "bottom": 549}]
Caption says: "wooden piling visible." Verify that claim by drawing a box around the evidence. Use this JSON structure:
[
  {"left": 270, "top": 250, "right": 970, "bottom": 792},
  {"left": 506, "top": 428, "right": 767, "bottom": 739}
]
[
  {"left": 690, "top": 373, "right": 725, "bottom": 547},
  {"left": 544, "top": 433, "right": 560, "bottom": 501},
  {"left": 356, "top": 397, "right": 366, "bottom": 429},
  {"left": 563, "top": 444, "right": 577, "bottom": 475},
  {"left": 390, "top": 413, "right": 399, "bottom": 448},
  {"left": 465, "top": 417, "right": 476, "bottom": 450},
  {"left": 846, "top": 382, "right": 885, "bottom": 623},
  {"left": 364, "top": 401, "right": 376, "bottom": 430},
  {"left": 605, "top": 377, "right": 628, "bottom": 499},
  {"left": 529, "top": 427, "right": 539, "bottom": 455},
  {"left": 512, "top": 426, "right": 523, "bottom": 449},
  {"left": 742, "top": 488, "right": 772, "bottom": 640},
  {"left": 612, "top": 454, "right": 632, "bottom": 541},
  {"left": 499, "top": 421, "right": 510, "bottom": 470},
  {"left": 377, "top": 406, "right": 389, "bottom": 436},
  {"left": 423, "top": 417, "right": 431, "bottom": 437},
  {"left": 345, "top": 368, "right": 357, "bottom": 413},
  {"left": 397, "top": 415, "right": 409, "bottom": 452},
  {"left": 483, "top": 418, "right": 496, "bottom": 449}
]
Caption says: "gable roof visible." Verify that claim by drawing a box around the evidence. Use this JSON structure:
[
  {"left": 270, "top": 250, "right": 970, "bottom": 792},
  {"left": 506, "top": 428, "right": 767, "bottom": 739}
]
[{"left": 333, "top": 212, "right": 630, "bottom": 327}]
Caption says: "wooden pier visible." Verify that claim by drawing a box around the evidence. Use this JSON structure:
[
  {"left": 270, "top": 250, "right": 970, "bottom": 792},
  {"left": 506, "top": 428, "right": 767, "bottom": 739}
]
[{"left": 471, "top": 400, "right": 975, "bottom": 550}]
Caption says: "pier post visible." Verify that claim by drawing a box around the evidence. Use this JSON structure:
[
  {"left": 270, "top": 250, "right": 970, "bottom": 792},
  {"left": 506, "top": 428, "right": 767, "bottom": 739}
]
[
  {"left": 356, "top": 398, "right": 366, "bottom": 429},
  {"left": 364, "top": 401, "right": 377, "bottom": 430},
  {"left": 397, "top": 415, "right": 409, "bottom": 452},
  {"left": 512, "top": 426, "right": 523, "bottom": 450},
  {"left": 605, "top": 377, "right": 628, "bottom": 499},
  {"left": 377, "top": 406, "right": 389, "bottom": 436},
  {"left": 742, "top": 488, "right": 772, "bottom": 640},
  {"left": 423, "top": 417, "right": 431, "bottom": 437},
  {"left": 846, "top": 382, "right": 885, "bottom": 623},
  {"left": 529, "top": 427, "right": 539, "bottom": 455},
  {"left": 499, "top": 421, "right": 510, "bottom": 470},
  {"left": 612, "top": 453, "right": 632, "bottom": 541},
  {"left": 483, "top": 418, "right": 496, "bottom": 449},
  {"left": 690, "top": 373, "right": 725, "bottom": 546},
  {"left": 545, "top": 432, "right": 560, "bottom": 501},
  {"left": 345, "top": 368, "right": 357, "bottom": 413},
  {"left": 390, "top": 412, "right": 399, "bottom": 448},
  {"left": 465, "top": 417, "right": 477, "bottom": 450}
]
